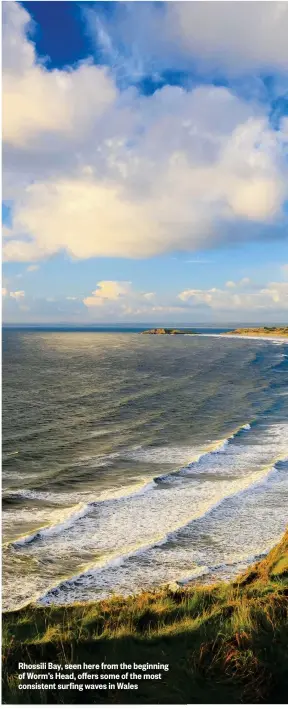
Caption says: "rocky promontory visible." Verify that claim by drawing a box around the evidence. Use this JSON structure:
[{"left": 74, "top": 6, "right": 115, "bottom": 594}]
[{"left": 141, "top": 328, "right": 195, "bottom": 335}]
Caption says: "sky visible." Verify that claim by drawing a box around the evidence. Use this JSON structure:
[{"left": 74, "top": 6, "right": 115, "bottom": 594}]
[{"left": 2, "top": 0, "right": 288, "bottom": 324}]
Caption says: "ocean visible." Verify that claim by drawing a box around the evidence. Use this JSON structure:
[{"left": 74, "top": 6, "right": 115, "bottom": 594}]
[{"left": 2, "top": 327, "right": 288, "bottom": 611}]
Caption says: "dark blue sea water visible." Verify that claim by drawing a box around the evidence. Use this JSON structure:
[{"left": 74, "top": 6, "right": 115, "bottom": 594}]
[{"left": 2, "top": 328, "right": 288, "bottom": 610}]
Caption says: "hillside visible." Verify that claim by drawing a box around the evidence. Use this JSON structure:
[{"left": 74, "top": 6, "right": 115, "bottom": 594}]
[
  {"left": 224, "top": 327, "right": 288, "bottom": 338},
  {"left": 2, "top": 529, "right": 288, "bottom": 704}
]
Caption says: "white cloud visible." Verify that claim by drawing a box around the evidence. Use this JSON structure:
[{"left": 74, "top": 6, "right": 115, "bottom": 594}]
[
  {"left": 27, "top": 264, "right": 39, "bottom": 272},
  {"left": 88, "top": 2, "right": 288, "bottom": 77},
  {"left": 2, "top": 1, "right": 34, "bottom": 73},
  {"left": 82, "top": 280, "right": 187, "bottom": 318},
  {"left": 2, "top": 2, "right": 288, "bottom": 264},
  {"left": 2, "top": 2, "right": 116, "bottom": 147},
  {"left": 178, "top": 279, "right": 288, "bottom": 312},
  {"left": 3, "top": 61, "right": 116, "bottom": 148},
  {"left": 226, "top": 277, "right": 250, "bottom": 288},
  {"left": 10, "top": 290, "right": 25, "bottom": 299},
  {"left": 83, "top": 281, "right": 132, "bottom": 307},
  {"left": 261, "top": 281, "right": 288, "bottom": 304},
  {"left": 165, "top": 3, "right": 288, "bottom": 75},
  {"left": 143, "top": 292, "right": 156, "bottom": 300},
  {"left": 3, "top": 109, "right": 287, "bottom": 261},
  {"left": 3, "top": 274, "right": 288, "bottom": 323},
  {"left": 227, "top": 176, "right": 282, "bottom": 220},
  {"left": 149, "top": 305, "right": 185, "bottom": 314},
  {"left": 66, "top": 296, "right": 78, "bottom": 301},
  {"left": 79, "top": 276, "right": 288, "bottom": 319}
]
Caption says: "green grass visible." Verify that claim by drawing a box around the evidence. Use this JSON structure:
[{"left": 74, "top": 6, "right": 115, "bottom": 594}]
[{"left": 2, "top": 530, "right": 288, "bottom": 704}]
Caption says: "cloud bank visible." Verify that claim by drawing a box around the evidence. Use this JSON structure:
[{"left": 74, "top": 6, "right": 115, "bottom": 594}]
[{"left": 80, "top": 277, "right": 288, "bottom": 320}]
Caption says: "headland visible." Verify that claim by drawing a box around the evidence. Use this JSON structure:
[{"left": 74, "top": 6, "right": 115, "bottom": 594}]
[
  {"left": 224, "top": 326, "right": 288, "bottom": 338},
  {"left": 141, "top": 328, "right": 195, "bottom": 335}
]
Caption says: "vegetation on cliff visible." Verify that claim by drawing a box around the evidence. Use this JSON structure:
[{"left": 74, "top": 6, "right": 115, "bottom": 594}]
[
  {"left": 225, "top": 326, "right": 288, "bottom": 337},
  {"left": 2, "top": 530, "right": 288, "bottom": 704}
]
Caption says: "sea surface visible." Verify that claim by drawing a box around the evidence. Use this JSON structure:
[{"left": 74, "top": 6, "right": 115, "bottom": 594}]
[{"left": 2, "top": 328, "right": 288, "bottom": 611}]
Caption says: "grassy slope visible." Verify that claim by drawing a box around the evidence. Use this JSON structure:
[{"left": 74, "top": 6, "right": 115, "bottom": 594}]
[
  {"left": 225, "top": 327, "right": 288, "bottom": 337},
  {"left": 2, "top": 530, "right": 288, "bottom": 704}
]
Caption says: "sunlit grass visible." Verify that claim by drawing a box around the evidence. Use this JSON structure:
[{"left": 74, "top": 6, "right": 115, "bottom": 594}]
[{"left": 2, "top": 530, "right": 288, "bottom": 703}]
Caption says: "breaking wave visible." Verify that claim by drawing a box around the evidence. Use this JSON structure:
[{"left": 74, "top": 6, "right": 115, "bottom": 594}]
[{"left": 9, "top": 422, "right": 253, "bottom": 549}]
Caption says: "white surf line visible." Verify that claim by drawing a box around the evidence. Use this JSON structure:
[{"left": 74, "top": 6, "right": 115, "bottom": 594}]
[
  {"left": 191, "top": 333, "right": 288, "bottom": 343},
  {"left": 9, "top": 502, "right": 89, "bottom": 548},
  {"left": 35, "top": 456, "right": 285, "bottom": 607},
  {"left": 9, "top": 536, "right": 169, "bottom": 612},
  {"left": 3, "top": 451, "right": 19, "bottom": 458},
  {"left": 7, "top": 478, "right": 161, "bottom": 549},
  {"left": 177, "top": 524, "right": 287, "bottom": 589},
  {"left": 154, "top": 422, "right": 251, "bottom": 483},
  {"left": 176, "top": 549, "right": 270, "bottom": 587},
  {"left": 10, "top": 423, "right": 252, "bottom": 547}
]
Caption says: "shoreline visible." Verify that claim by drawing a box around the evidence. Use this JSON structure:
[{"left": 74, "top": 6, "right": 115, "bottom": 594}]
[
  {"left": 3, "top": 528, "right": 287, "bottom": 704},
  {"left": 4, "top": 418, "right": 287, "bottom": 613},
  {"left": 190, "top": 333, "right": 288, "bottom": 342}
]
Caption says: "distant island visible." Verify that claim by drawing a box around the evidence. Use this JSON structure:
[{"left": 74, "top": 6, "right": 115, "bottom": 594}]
[
  {"left": 141, "top": 328, "right": 195, "bottom": 335},
  {"left": 224, "top": 326, "right": 288, "bottom": 338}
]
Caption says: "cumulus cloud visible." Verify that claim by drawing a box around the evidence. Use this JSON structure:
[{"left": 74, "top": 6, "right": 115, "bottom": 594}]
[
  {"left": 178, "top": 279, "right": 288, "bottom": 312},
  {"left": 2, "top": 2, "right": 288, "bottom": 264},
  {"left": 3, "top": 274, "right": 288, "bottom": 322},
  {"left": 35, "top": 276, "right": 288, "bottom": 318},
  {"left": 2, "top": 279, "right": 24, "bottom": 300},
  {"left": 2, "top": 3, "right": 116, "bottom": 148},
  {"left": 82, "top": 281, "right": 188, "bottom": 318},
  {"left": 82, "top": 276, "right": 288, "bottom": 319},
  {"left": 85, "top": 2, "right": 288, "bottom": 78},
  {"left": 83, "top": 280, "right": 132, "bottom": 307},
  {"left": 3, "top": 109, "right": 287, "bottom": 261},
  {"left": 4, "top": 60, "right": 116, "bottom": 147}
]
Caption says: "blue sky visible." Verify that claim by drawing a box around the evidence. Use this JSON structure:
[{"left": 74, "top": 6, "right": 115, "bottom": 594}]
[{"left": 2, "top": 1, "right": 288, "bottom": 323}]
